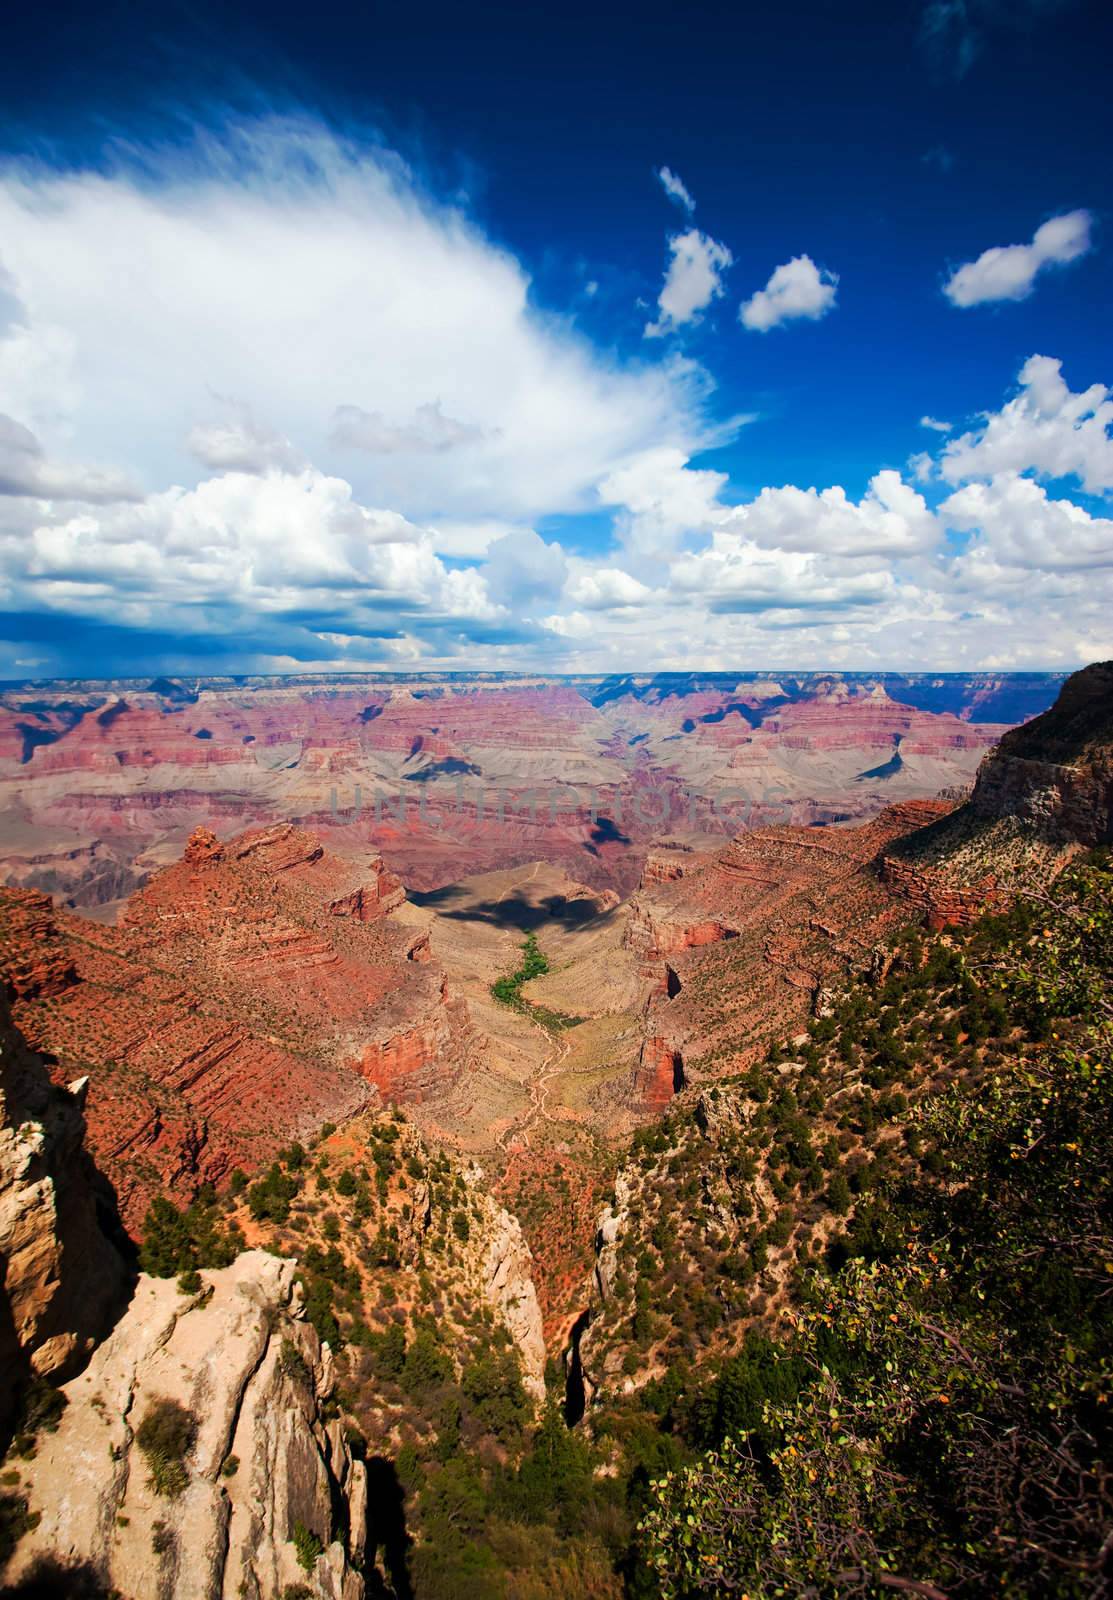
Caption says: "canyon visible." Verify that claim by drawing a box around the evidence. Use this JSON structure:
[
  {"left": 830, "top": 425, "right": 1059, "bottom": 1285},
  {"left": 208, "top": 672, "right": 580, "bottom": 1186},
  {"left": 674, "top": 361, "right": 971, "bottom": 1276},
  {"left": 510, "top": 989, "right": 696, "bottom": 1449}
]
[
  {"left": 1, "top": 662, "right": 1108, "bottom": 1598},
  {"left": 0, "top": 670, "right": 1062, "bottom": 914},
  {"left": 0, "top": 821, "right": 477, "bottom": 1233}
]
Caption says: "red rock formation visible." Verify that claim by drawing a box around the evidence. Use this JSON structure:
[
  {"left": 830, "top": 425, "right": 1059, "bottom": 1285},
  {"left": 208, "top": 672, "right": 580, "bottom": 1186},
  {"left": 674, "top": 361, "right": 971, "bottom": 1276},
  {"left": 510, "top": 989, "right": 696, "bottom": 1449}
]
[
  {"left": 630, "top": 1036, "right": 686, "bottom": 1110},
  {"left": 0, "top": 674, "right": 1054, "bottom": 908},
  {"left": 0, "top": 822, "right": 477, "bottom": 1232},
  {"left": 624, "top": 800, "right": 952, "bottom": 1110},
  {"left": 882, "top": 661, "right": 1113, "bottom": 907},
  {"left": 880, "top": 857, "right": 1010, "bottom": 930}
]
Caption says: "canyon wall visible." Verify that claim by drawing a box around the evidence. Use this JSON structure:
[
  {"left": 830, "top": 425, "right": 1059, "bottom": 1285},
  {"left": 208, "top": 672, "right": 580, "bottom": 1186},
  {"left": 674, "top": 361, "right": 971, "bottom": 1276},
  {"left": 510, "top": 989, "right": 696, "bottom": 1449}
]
[
  {"left": 0, "top": 672, "right": 1058, "bottom": 907},
  {"left": 0, "top": 822, "right": 478, "bottom": 1232},
  {"left": 0, "top": 990, "right": 128, "bottom": 1423},
  {"left": 883, "top": 660, "right": 1113, "bottom": 909},
  {"left": 4, "top": 1252, "right": 368, "bottom": 1600}
]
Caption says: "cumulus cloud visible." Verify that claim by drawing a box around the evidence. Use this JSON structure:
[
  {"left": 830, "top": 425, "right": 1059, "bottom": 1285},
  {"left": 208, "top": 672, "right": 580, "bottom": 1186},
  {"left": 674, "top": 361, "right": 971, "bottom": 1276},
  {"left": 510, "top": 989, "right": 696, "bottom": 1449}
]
[
  {"left": 598, "top": 446, "right": 729, "bottom": 562},
  {"left": 718, "top": 471, "right": 937, "bottom": 558},
  {"left": 644, "top": 230, "right": 733, "bottom": 337},
  {"left": 939, "top": 354, "right": 1113, "bottom": 492},
  {"left": 942, "top": 474, "right": 1113, "bottom": 572},
  {"left": 481, "top": 529, "right": 567, "bottom": 607},
  {"left": 0, "top": 412, "right": 139, "bottom": 502},
  {"left": 0, "top": 467, "right": 497, "bottom": 655},
  {"left": 943, "top": 210, "right": 1092, "bottom": 307},
  {"left": 656, "top": 166, "right": 696, "bottom": 214},
  {"left": 0, "top": 115, "right": 706, "bottom": 529},
  {"left": 330, "top": 401, "right": 486, "bottom": 454},
  {"left": 670, "top": 536, "right": 898, "bottom": 615},
  {"left": 920, "top": 415, "right": 952, "bottom": 433},
  {"left": 564, "top": 566, "right": 653, "bottom": 609},
  {"left": 740, "top": 254, "right": 838, "bottom": 332}
]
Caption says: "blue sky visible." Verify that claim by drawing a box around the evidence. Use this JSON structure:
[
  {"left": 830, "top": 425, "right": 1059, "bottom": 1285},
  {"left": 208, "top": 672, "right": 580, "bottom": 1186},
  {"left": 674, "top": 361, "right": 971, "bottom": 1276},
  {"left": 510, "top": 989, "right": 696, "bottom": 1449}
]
[{"left": 0, "top": 0, "right": 1110, "bottom": 677}]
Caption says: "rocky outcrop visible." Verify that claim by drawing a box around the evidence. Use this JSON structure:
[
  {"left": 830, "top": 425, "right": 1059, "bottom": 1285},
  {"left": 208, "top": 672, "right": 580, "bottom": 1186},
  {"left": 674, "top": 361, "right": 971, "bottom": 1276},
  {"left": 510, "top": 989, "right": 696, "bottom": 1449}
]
[
  {"left": 469, "top": 1170, "right": 547, "bottom": 1400},
  {"left": 966, "top": 660, "right": 1113, "bottom": 843},
  {"left": 880, "top": 856, "right": 1010, "bottom": 930},
  {"left": 622, "top": 800, "right": 950, "bottom": 1107},
  {"left": 355, "top": 976, "right": 475, "bottom": 1103},
  {"left": 885, "top": 661, "right": 1113, "bottom": 910},
  {"left": 0, "top": 821, "right": 478, "bottom": 1231},
  {"left": 3, "top": 1252, "right": 367, "bottom": 1599},
  {"left": 0, "top": 990, "right": 127, "bottom": 1424},
  {"left": 630, "top": 1036, "right": 686, "bottom": 1110}
]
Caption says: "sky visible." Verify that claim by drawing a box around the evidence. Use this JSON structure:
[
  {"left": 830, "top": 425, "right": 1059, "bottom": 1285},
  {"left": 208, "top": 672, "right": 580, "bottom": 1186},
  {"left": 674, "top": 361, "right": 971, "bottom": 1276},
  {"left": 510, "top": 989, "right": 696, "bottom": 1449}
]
[{"left": 0, "top": 0, "right": 1110, "bottom": 679}]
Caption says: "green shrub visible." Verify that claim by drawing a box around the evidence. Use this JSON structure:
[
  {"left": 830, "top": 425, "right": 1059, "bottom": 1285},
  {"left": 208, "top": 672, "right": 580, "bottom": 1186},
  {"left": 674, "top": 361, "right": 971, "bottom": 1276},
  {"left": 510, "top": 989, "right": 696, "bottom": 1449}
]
[
  {"left": 292, "top": 1520, "right": 323, "bottom": 1573},
  {"left": 135, "top": 1398, "right": 197, "bottom": 1498}
]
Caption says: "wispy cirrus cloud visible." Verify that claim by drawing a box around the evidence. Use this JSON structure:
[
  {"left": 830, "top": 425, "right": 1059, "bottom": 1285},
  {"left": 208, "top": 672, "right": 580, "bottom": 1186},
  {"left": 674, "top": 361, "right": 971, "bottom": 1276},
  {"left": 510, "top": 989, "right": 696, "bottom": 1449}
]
[{"left": 656, "top": 166, "right": 696, "bottom": 215}]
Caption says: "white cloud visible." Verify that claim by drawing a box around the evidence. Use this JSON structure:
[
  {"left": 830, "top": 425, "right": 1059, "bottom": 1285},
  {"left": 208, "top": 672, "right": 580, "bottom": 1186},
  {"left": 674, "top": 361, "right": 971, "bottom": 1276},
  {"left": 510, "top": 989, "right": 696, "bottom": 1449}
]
[
  {"left": 424, "top": 519, "right": 531, "bottom": 559},
  {"left": 656, "top": 166, "right": 696, "bottom": 215},
  {"left": 740, "top": 254, "right": 838, "bottom": 332},
  {"left": 0, "top": 467, "right": 497, "bottom": 645},
  {"left": 644, "top": 230, "right": 733, "bottom": 337},
  {"left": 187, "top": 408, "right": 304, "bottom": 474},
  {"left": 943, "top": 210, "right": 1092, "bottom": 307},
  {"left": 482, "top": 529, "right": 567, "bottom": 606},
  {"left": 329, "top": 400, "right": 486, "bottom": 454},
  {"left": 939, "top": 354, "right": 1113, "bottom": 492},
  {"left": 920, "top": 415, "right": 952, "bottom": 433},
  {"left": 598, "top": 446, "right": 728, "bottom": 562},
  {"left": 564, "top": 566, "right": 653, "bottom": 609},
  {"left": 0, "top": 116, "right": 707, "bottom": 529},
  {"left": 718, "top": 471, "right": 937, "bottom": 558},
  {"left": 0, "top": 412, "right": 139, "bottom": 502},
  {"left": 670, "top": 536, "right": 898, "bottom": 615},
  {"left": 942, "top": 474, "right": 1113, "bottom": 572}
]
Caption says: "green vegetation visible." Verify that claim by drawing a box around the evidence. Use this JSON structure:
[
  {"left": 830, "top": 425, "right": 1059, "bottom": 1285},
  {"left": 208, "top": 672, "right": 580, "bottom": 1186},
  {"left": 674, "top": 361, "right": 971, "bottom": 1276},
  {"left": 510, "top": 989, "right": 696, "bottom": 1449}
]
[
  {"left": 292, "top": 1520, "right": 324, "bottom": 1573},
  {"left": 135, "top": 1398, "right": 198, "bottom": 1499},
  {"left": 637, "top": 853, "right": 1113, "bottom": 1597},
  {"left": 490, "top": 932, "right": 585, "bottom": 1030},
  {"left": 139, "top": 1187, "right": 243, "bottom": 1277}
]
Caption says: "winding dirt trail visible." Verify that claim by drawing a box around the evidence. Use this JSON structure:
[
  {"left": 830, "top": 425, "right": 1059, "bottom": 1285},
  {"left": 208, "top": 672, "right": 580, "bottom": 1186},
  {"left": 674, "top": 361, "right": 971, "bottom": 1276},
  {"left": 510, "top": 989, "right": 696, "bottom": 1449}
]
[{"left": 496, "top": 1017, "right": 572, "bottom": 1151}]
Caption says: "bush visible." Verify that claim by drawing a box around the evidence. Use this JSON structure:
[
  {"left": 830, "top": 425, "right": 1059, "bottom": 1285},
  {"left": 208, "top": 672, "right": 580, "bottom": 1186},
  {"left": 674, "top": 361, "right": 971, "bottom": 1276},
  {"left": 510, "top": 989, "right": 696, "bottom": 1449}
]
[
  {"left": 247, "top": 1164, "right": 301, "bottom": 1225},
  {"left": 826, "top": 1171, "right": 851, "bottom": 1215},
  {"left": 292, "top": 1520, "right": 323, "bottom": 1573},
  {"left": 401, "top": 1329, "right": 454, "bottom": 1397},
  {"left": 135, "top": 1398, "right": 197, "bottom": 1498},
  {"left": 280, "top": 1338, "right": 310, "bottom": 1384}
]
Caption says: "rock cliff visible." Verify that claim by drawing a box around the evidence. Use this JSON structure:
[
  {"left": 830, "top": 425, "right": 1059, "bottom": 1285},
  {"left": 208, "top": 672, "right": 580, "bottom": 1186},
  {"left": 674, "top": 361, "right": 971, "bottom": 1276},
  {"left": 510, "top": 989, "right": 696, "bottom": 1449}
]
[
  {"left": 0, "top": 822, "right": 478, "bottom": 1233},
  {"left": 3, "top": 1251, "right": 368, "bottom": 1599},
  {"left": 621, "top": 800, "right": 948, "bottom": 1110},
  {"left": 0, "top": 988, "right": 127, "bottom": 1425},
  {"left": 884, "top": 660, "right": 1113, "bottom": 912}
]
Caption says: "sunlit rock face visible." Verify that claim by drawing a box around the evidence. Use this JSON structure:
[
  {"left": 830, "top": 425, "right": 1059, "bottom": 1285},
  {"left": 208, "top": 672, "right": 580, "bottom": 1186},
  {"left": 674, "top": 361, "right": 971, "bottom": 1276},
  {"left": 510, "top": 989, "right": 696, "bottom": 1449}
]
[
  {"left": 4, "top": 1252, "right": 369, "bottom": 1600},
  {"left": 0, "top": 988, "right": 128, "bottom": 1425},
  {"left": 0, "top": 821, "right": 477, "bottom": 1233}
]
